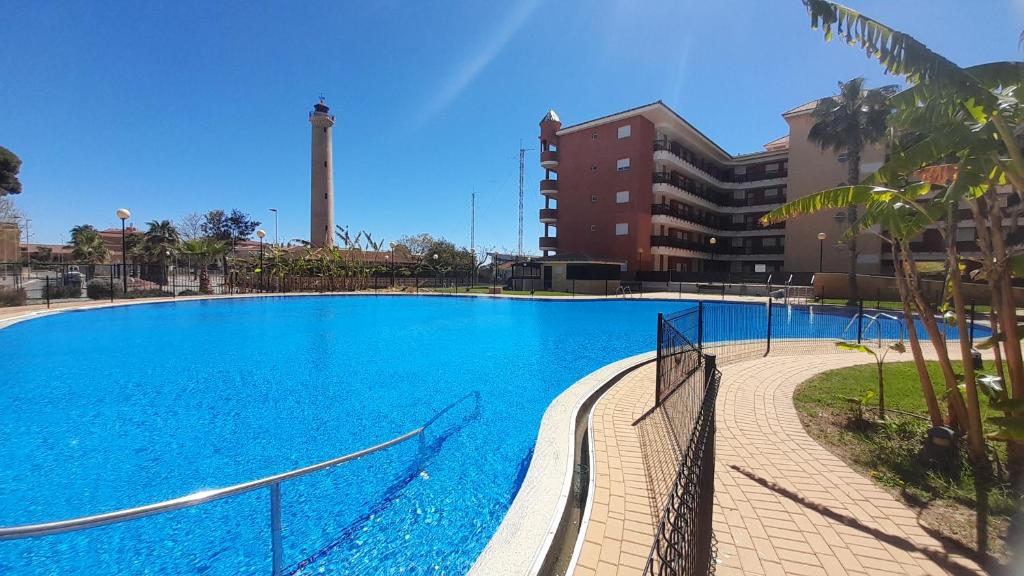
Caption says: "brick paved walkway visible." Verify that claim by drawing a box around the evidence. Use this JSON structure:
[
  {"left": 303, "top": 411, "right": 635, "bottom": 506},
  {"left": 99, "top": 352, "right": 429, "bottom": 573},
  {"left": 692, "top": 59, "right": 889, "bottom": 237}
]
[{"left": 573, "top": 352, "right": 987, "bottom": 576}]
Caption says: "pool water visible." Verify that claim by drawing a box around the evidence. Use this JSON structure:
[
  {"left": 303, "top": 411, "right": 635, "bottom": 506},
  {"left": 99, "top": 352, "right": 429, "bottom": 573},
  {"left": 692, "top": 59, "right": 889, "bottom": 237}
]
[{"left": 0, "top": 296, "right": 980, "bottom": 575}]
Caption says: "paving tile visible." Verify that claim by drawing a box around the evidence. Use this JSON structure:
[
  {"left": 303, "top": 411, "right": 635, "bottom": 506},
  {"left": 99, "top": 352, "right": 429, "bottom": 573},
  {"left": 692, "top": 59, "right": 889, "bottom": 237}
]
[{"left": 572, "top": 350, "right": 985, "bottom": 576}]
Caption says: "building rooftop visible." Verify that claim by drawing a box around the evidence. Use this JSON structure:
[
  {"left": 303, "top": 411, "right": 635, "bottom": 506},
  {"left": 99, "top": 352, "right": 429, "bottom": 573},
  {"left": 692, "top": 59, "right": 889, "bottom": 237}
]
[{"left": 554, "top": 100, "right": 788, "bottom": 163}]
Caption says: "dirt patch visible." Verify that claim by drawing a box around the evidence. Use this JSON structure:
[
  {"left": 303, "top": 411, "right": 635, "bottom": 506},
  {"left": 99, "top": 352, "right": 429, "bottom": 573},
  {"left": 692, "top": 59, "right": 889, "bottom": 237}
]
[{"left": 793, "top": 398, "right": 1011, "bottom": 568}]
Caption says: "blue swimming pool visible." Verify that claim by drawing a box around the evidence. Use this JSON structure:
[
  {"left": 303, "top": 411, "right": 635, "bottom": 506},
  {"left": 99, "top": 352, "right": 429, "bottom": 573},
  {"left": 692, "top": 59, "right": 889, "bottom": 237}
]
[{"left": 0, "top": 296, "right": 980, "bottom": 575}]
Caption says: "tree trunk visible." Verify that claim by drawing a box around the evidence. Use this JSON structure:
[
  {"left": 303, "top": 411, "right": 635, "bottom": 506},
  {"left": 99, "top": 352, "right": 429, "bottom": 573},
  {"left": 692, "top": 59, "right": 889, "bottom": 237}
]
[
  {"left": 903, "top": 243, "right": 970, "bottom": 430},
  {"left": 895, "top": 247, "right": 943, "bottom": 426},
  {"left": 877, "top": 359, "right": 886, "bottom": 421},
  {"left": 845, "top": 148, "right": 861, "bottom": 305},
  {"left": 946, "top": 216, "right": 992, "bottom": 555}
]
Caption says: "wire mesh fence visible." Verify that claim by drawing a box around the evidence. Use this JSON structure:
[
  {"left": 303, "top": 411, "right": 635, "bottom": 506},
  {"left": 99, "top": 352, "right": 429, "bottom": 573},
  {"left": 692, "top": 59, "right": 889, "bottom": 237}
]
[{"left": 645, "top": 313, "right": 720, "bottom": 576}]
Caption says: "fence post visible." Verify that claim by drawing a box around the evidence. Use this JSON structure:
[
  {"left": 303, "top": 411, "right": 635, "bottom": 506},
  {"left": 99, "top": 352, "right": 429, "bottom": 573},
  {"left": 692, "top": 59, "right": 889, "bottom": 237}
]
[
  {"left": 572, "top": 279, "right": 575, "bottom": 297},
  {"left": 678, "top": 277, "right": 682, "bottom": 299},
  {"left": 697, "top": 300, "right": 704, "bottom": 351},
  {"left": 604, "top": 279, "right": 608, "bottom": 297},
  {"left": 969, "top": 300, "right": 976, "bottom": 346},
  {"left": 764, "top": 297, "right": 773, "bottom": 357},
  {"left": 270, "top": 482, "right": 283, "bottom": 576},
  {"left": 110, "top": 268, "right": 115, "bottom": 303},
  {"left": 45, "top": 277, "right": 50, "bottom": 309},
  {"left": 655, "top": 313, "right": 664, "bottom": 403},
  {"left": 857, "top": 300, "right": 864, "bottom": 344}
]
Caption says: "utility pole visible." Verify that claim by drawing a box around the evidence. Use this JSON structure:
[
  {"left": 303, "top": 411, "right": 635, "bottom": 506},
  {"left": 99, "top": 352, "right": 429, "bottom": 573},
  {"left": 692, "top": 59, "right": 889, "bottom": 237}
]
[{"left": 470, "top": 191, "right": 476, "bottom": 260}]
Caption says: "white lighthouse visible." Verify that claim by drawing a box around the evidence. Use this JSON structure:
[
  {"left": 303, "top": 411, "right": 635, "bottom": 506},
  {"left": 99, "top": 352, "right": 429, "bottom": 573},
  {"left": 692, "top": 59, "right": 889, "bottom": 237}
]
[{"left": 309, "top": 98, "right": 335, "bottom": 247}]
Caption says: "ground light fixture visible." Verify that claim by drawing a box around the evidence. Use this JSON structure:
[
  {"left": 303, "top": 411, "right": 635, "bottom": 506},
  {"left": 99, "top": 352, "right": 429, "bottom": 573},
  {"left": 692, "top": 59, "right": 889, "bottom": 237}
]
[
  {"left": 817, "top": 232, "right": 827, "bottom": 272},
  {"left": 116, "top": 208, "right": 131, "bottom": 295}
]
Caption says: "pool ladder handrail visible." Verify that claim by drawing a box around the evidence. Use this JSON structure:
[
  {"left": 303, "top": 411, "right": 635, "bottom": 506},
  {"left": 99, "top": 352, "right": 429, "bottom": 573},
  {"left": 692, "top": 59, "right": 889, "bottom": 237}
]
[
  {"left": 842, "top": 311, "right": 904, "bottom": 345},
  {"left": 0, "top": 390, "right": 481, "bottom": 576}
]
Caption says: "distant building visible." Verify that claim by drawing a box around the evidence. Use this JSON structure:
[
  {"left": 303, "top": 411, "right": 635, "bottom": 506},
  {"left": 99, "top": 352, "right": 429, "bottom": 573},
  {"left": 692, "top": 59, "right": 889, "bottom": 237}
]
[
  {"left": 536, "top": 100, "right": 888, "bottom": 279},
  {"left": 0, "top": 222, "right": 18, "bottom": 262}
]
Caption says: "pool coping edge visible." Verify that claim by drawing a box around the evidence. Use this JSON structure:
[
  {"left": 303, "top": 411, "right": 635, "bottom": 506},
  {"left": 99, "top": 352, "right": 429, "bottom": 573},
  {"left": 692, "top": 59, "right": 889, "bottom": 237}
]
[{"left": 468, "top": 351, "right": 656, "bottom": 576}]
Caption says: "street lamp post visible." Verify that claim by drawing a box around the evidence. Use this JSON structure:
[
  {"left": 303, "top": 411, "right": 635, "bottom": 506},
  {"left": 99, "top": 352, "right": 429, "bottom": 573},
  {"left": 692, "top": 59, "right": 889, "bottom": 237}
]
[
  {"left": 256, "top": 229, "right": 266, "bottom": 292},
  {"left": 433, "top": 253, "right": 439, "bottom": 290},
  {"left": 709, "top": 237, "right": 718, "bottom": 277},
  {"left": 269, "top": 208, "right": 279, "bottom": 247},
  {"left": 389, "top": 242, "right": 396, "bottom": 288},
  {"left": 116, "top": 208, "right": 131, "bottom": 295},
  {"left": 817, "top": 232, "right": 827, "bottom": 273}
]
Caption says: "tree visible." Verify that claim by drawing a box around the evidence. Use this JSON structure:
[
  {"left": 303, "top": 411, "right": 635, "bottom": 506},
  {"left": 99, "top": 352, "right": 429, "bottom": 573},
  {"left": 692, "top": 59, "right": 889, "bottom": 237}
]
[
  {"left": 0, "top": 147, "right": 22, "bottom": 196},
  {"left": 176, "top": 212, "right": 205, "bottom": 241},
  {"left": 143, "top": 220, "right": 180, "bottom": 284},
  {"left": 768, "top": 0, "right": 1024, "bottom": 554},
  {"left": 836, "top": 341, "right": 906, "bottom": 421},
  {"left": 806, "top": 77, "right": 897, "bottom": 303},
  {"left": 0, "top": 196, "right": 21, "bottom": 223},
  {"left": 69, "top": 225, "right": 109, "bottom": 277},
  {"left": 179, "top": 238, "right": 228, "bottom": 293}
]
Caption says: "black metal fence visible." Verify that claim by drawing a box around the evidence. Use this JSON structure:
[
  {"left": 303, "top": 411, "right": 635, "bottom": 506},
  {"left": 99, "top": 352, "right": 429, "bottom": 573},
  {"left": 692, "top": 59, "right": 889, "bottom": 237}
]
[
  {"left": 0, "top": 261, "right": 489, "bottom": 308},
  {"left": 642, "top": 297, "right": 982, "bottom": 575},
  {"left": 645, "top": 312, "right": 721, "bottom": 575}
]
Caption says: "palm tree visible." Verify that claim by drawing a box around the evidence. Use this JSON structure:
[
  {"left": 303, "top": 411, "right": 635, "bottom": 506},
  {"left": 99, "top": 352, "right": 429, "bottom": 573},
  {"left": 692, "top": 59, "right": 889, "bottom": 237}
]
[
  {"left": 806, "top": 77, "right": 897, "bottom": 303},
  {"left": 143, "top": 220, "right": 180, "bottom": 285},
  {"left": 68, "top": 225, "right": 109, "bottom": 278},
  {"left": 179, "top": 238, "right": 227, "bottom": 294},
  {"left": 793, "top": 0, "right": 1024, "bottom": 553}
]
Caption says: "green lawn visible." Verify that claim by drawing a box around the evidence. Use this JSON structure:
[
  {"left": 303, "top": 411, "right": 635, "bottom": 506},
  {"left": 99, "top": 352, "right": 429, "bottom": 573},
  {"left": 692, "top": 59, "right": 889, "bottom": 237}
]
[
  {"left": 794, "top": 360, "right": 1002, "bottom": 422},
  {"left": 794, "top": 360, "right": 1017, "bottom": 560}
]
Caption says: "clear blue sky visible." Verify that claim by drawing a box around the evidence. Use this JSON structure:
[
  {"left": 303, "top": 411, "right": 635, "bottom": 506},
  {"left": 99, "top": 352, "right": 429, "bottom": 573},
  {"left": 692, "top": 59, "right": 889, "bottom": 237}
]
[{"left": 4, "top": 0, "right": 1023, "bottom": 252}]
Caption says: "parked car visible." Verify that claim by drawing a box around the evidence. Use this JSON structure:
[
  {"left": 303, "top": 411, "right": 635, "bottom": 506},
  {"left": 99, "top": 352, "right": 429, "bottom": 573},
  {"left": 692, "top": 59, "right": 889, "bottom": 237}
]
[{"left": 63, "top": 265, "right": 84, "bottom": 286}]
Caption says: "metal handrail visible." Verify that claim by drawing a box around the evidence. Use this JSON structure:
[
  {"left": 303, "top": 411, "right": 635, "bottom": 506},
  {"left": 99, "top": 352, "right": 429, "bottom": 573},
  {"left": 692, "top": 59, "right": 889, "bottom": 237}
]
[
  {"left": 0, "top": 390, "right": 482, "bottom": 575},
  {"left": 0, "top": 428, "right": 422, "bottom": 541}
]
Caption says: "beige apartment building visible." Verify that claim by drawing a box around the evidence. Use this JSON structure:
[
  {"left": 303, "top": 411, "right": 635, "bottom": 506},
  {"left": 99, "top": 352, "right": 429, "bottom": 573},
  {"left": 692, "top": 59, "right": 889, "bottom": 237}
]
[{"left": 537, "top": 100, "right": 892, "bottom": 280}]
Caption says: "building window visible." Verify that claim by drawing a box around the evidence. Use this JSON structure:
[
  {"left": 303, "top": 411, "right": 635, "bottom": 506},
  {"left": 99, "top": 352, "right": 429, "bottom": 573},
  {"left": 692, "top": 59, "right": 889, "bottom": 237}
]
[
  {"left": 617, "top": 125, "right": 631, "bottom": 139},
  {"left": 590, "top": 225, "right": 597, "bottom": 232},
  {"left": 591, "top": 194, "right": 598, "bottom": 203},
  {"left": 616, "top": 158, "right": 631, "bottom": 171},
  {"left": 615, "top": 223, "right": 629, "bottom": 236},
  {"left": 734, "top": 165, "right": 747, "bottom": 175},
  {"left": 591, "top": 165, "right": 597, "bottom": 171},
  {"left": 592, "top": 131, "right": 598, "bottom": 140},
  {"left": 616, "top": 191, "right": 630, "bottom": 204},
  {"left": 323, "top": 128, "right": 327, "bottom": 133},
  {"left": 620, "top": 262, "right": 628, "bottom": 272},
  {"left": 324, "top": 161, "right": 327, "bottom": 167},
  {"left": 956, "top": 228, "right": 974, "bottom": 241}
]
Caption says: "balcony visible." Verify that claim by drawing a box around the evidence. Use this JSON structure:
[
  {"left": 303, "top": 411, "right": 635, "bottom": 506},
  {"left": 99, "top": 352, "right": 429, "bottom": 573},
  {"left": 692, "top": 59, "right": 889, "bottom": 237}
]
[
  {"left": 651, "top": 204, "right": 785, "bottom": 233},
  {"left": 539, "top": 236, "right": 558, "bottom": 250},
  {"left": 653, "top": 139, "right": 787, "bottom": 186},
  {"left": 540, "top": 179, "right": 559, "bottom": 196},
  {"left": 651, "top": 204, "right": 718, "bottom": 231},
  {"left": 540, "top": 150, "right": 559, "bottom": 169},
  {"left": 653, "top": 172, "right": 723, "bottom": 206},
  {"left": 650, "top": 235, "right": 785, "bottom": 256},
  {"left": 539, "top": 208, "right": 559, "bottom": 223}
]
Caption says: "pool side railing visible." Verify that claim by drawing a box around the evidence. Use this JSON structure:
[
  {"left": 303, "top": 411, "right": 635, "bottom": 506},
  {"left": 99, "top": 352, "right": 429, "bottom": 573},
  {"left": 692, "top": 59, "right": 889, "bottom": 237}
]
[{"left": 0, "top": 391, "right": 481, "bottom": 576}]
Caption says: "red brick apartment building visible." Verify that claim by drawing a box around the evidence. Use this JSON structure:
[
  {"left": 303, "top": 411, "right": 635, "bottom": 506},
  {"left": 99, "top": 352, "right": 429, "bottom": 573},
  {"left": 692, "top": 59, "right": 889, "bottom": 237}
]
[{"left": 538, "top": 101, "right": 893, "bottom": 280}]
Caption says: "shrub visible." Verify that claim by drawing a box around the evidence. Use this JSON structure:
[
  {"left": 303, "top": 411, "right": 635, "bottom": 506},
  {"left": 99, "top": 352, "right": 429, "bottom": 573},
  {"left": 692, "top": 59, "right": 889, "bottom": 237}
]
[
  {"left": 177, "top": 289, "right": 200, "bottom": 296},
  {"left": 121, "top": 289, "right": 168, "bottom": 300},
  {"left": 0, "top": 288, "right": 27, "bottom": 307},
  {"left": 43, "top": 284, "right": 82, "bottom": 299},
  {"left": 86, "top": 279, "right": 123, "bottom": 300}
]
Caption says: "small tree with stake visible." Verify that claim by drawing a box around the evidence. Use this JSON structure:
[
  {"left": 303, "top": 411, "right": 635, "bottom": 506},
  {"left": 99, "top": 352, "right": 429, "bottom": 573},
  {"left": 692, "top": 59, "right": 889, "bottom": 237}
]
[{"left": 835, "top": 340, "right": 906, "bottom": 421}]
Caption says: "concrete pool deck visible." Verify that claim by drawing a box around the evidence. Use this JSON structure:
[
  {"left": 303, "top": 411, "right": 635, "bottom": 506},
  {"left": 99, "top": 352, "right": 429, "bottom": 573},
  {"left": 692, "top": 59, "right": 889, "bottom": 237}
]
[{"left": 573, "top": 349, "right": 989, "bottom": 576}]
